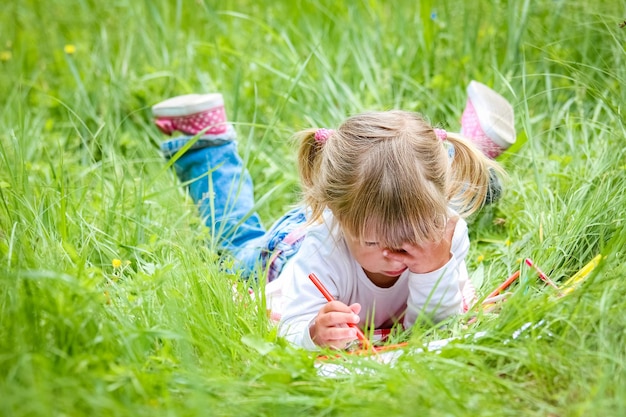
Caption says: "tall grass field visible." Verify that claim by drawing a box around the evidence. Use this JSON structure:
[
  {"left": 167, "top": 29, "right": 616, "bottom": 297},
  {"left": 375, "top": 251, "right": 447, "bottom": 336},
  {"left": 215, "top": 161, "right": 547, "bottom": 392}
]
[{"left": 2, "top": 1, "right": 626, "bottom": 416}]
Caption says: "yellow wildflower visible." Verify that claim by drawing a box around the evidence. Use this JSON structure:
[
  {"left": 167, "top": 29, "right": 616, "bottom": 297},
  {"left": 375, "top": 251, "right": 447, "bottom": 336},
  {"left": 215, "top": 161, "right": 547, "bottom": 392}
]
[
  {"left": 64, "top": 44, "right": 76, "bottom": 55},
  {"left": 0, "top": 51, "right": 11, "bottom": 61},
  {"left": 112, "top": 259, "right": 122, "bottom": 268},
  {"left": 476, "top": 255, "right": 485, "bottom": 263}
]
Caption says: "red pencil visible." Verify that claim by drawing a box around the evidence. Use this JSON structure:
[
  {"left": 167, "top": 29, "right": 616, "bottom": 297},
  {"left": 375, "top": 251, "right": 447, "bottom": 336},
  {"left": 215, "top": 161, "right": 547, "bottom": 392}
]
[
  {"left": 308, "top": 273, "right": 371, "bottom": 349},
  {"left": 486, "top": 270, "right": 521, "bottom": 299},
  {"left": 525, "top": 258, "right": 559, "bottom": 289}
]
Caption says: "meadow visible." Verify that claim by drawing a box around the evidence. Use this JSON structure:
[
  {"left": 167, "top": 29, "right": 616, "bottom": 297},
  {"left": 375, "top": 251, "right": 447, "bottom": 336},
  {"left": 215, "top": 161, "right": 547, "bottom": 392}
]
[{"left": 1, "top": 0, "right": 626, "bottom": 415}]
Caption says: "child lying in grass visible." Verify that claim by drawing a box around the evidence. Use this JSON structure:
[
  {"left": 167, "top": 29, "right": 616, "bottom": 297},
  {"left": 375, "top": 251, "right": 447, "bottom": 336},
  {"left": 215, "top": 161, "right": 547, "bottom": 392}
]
[{"left": 151, "top": 81, "right": 514, "bottom": 350}]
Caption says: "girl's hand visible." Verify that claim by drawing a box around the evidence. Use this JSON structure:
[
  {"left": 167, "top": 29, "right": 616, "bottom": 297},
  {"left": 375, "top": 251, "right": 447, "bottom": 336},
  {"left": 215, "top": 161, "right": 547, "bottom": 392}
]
[
  {"left": 309, "top": 301, "right": 362, "bottom": 349},
  {"left": 383, "top": 217, "right": 458, "bottom": 274}
]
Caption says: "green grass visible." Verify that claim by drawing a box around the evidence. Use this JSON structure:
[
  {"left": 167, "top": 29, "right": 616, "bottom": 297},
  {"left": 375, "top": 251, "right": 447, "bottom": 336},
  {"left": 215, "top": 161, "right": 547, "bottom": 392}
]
[{"left": 2, "top": 0, "right": 626, "bottom": 415}]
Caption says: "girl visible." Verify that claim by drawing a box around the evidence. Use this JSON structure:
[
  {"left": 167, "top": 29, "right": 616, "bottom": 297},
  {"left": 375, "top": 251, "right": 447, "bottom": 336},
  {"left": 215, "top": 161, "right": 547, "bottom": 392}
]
[{"left": 151, "top": 82, "right": 514, "bottom": 350}]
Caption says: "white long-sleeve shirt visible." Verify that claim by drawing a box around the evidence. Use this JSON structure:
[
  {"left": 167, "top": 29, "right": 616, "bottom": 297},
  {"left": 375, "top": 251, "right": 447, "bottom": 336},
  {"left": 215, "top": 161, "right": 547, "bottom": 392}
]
[{"left": 265, "top": 214, "right": 472, "bottom": 350}]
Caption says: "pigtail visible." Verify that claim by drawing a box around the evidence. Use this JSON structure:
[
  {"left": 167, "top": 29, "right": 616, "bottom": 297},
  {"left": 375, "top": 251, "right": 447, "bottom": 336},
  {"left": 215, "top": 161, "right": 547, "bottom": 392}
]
[
  {"left": 294, "top": 128, "right": 329, "bottom": 222},
  {"left": 295, "top": 128, "right": 322, "bottom": 189},
  {"left": 444, "top": 132, "right": 505, "bottom": 216}
]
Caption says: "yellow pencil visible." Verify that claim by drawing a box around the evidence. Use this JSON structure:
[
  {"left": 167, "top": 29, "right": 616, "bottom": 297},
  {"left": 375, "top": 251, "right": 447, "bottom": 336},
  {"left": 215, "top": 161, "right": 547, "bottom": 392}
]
[{"left": 560, "top": 254, "right": 603, "bottom": 295}]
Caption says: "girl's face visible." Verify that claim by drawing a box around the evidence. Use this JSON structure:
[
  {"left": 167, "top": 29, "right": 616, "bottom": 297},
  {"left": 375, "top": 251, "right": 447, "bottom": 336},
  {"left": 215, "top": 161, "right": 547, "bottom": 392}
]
[{"left": 344, "top": 232, "right": 408, "bottom": 287}]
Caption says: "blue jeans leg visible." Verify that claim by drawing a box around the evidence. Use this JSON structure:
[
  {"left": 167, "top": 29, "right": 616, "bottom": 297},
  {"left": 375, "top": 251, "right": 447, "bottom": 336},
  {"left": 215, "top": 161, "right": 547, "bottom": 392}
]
[{"left": 169, "top": 139, "right": 266, "bottom": 273}]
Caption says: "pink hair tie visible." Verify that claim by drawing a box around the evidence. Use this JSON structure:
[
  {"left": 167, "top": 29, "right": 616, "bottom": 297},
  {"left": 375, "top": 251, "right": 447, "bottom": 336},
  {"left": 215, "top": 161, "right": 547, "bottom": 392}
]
[
  {"left": 314, "top": 128, "right": 334, "bottom": 144},
  {"left": 434, "top": 128, "right": 448, "bottom": 141}
]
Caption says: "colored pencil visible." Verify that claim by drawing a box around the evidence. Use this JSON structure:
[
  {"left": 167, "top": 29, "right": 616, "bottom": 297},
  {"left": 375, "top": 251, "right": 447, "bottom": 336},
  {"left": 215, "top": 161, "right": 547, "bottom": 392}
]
[
  {"left": 482, "top": 292, "right": 513, "bottom": 305},
  {"left": 308, "top": 273, "right": 371, "bottom": 349},
  {"left": 560, "top": 254, "right": 602, "bottom": 295},
  {"left": 486, "top": 270, "right": 521, "bottom": 299},
  {"left": 524, "top": 258, "right": 559, "bottom": 289}
]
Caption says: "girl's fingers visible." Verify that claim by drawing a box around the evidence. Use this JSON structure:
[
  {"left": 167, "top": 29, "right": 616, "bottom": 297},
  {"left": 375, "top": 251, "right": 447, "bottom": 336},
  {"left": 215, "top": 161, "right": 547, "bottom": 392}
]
[
  {"left": 349, "top": 303, "right": 362, "bottom": 315},
  {"left": 313, "top": 301, "right": 364, "bottom": 348},
  {"left": 382, "top": 249, "right": 410, "bottom": 262},
  {"left": 321, "top": 326, "right": 357, "bottom": 342},
  {"left": 312, "top": 316, "right": 359, "bottom": 348},
  {"left": 320, "top": 300, "right": 354, "bottom": 314},
  {"left": 317, "top": 310, "right": 360, "bottom": 328}
]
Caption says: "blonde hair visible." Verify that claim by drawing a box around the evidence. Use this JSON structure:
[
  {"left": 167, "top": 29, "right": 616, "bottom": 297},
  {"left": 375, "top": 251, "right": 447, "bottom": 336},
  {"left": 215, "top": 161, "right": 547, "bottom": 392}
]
[{"left": 296, "top": 110, "right": 503, "bottom": 249}]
